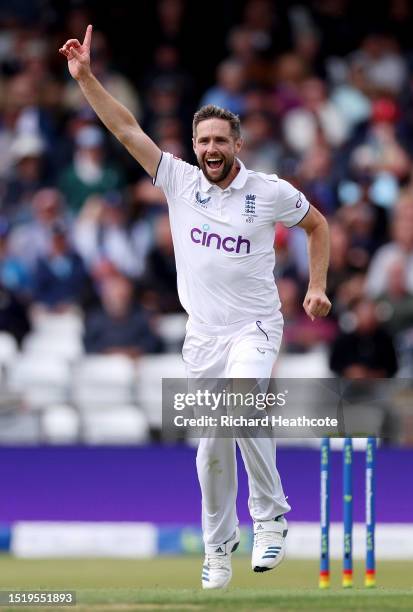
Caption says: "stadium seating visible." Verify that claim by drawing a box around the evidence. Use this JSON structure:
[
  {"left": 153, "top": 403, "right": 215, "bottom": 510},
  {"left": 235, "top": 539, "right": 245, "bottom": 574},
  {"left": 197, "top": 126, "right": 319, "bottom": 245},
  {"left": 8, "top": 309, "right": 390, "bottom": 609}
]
[
  {"left": 41, "top": 403, "right": 80, "bottom": 444},
  {"left": 7, "top": 355, "right": 71, "bottom": 410},
  {"left": 136, "top": 354, "right": 186, "bottom": 428},
  {"left": 0, "top": 332, "right": 18, "bottom": 371},
  {"left": 72, "top": 355, "right": 136, "bottom": 410},
  {"left": 22, "top": 331, "right": 83, "bottom": 362},
  {"left": 80, "top": 405, "right": 149, "bottom": 444},
  {"left": 157, "top": 313, "right": 187, "bottom": 352}
]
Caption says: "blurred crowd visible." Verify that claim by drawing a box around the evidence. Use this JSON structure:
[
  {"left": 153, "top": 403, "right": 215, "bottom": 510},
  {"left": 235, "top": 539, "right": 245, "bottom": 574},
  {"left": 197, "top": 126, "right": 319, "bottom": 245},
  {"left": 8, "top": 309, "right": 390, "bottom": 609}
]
[{"left": 1, "top": 0, "right": 413, "bottom": 378}]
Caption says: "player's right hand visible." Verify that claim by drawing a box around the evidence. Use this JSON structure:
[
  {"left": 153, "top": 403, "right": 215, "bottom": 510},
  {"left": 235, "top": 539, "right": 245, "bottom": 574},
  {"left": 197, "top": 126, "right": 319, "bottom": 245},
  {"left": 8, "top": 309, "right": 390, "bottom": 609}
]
[{"left": 59, "top": 24, "right": 93, "bottom": 81}]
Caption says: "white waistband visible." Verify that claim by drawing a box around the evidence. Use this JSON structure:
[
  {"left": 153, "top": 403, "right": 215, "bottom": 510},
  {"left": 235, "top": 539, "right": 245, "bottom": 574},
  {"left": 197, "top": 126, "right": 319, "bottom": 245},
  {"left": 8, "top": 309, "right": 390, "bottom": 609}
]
[{"left": 187, "top": 311, "right": 283, "bottom": 337}]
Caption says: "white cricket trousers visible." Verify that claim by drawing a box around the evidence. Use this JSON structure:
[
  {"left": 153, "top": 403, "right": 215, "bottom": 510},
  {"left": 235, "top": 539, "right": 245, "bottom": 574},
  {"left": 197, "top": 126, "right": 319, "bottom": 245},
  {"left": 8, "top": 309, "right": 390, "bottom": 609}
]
[{"left": 182, "top": 313, "right": 291, "bottom": 552}]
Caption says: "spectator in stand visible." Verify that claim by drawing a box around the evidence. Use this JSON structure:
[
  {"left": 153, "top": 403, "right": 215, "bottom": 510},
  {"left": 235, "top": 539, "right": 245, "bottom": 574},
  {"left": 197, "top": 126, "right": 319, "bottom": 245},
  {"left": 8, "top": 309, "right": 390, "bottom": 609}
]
[
  {"left": 0, "top": 75, "right": 38, "bottom": 181},
  {"left": 0, "top": 218, "right": 31, "bottom": 295},
  {"left": 152, "top": 115, "right": 189, "bottom": 160},
  {"left": 83, "top": 273, "right": 163, "bottom": 357},
  {"left": 270, "top": 52, "right": 307, "bottom": 118},
  {"left": 365, "top": 194, "right": 413, "bottom": 298},
  {"left": 155, "top": 0, "right": 186, "bottom": 48},
  {"left": 238, "top": 111, "right": 283, "bottom": 174},
  {"left": 296, "top": 143, "right": 337, "bottom": 215},
  {"left": 242, "top": 0, "right": 292, "bottom": 57},
  {"left": 132, "top": 176, "right": 167, "bottom": 220},
  {"left": 13, "top": 35, "right": 63, "bottom": 151},
  {"left": 330, "top": 62, "right": 372, "bottom": 134},
  {"left": 8, "top": 188, "right": 69, "bottom": 271},
  {"left": 277, "top": 277, "right": 337, "bottom": 353},
  {"left": 273, "top": 224, "right": 299, "bottom": 282},
  {"left": 349, "top": 32, "right": 407, "bottom": 97},
  {"left": 375, "top": 254, "right": 413, "bottom": 337},
  {"left": 330, "top": 297, "right": 398, "bottom": 378},
  {"left": 141, "top": 44, "right": 194, "bottom": 110},
  {"left": 200, "top": 60, "right": 247, "bottom": 117},
  {"left": 142, "top": 75, "right": 191, "bottom": 142},
  {"left": 0, "top": 282, "right": 30, "bottom": 346},
  {"left": 1, "top": 133, "right": 47, "bottom": 222},
  {"left": 142, "top": 213, "right": 181, "bottom": 313},
  {"left": 59, "top": 125, "right": 124, "bottom": 213},
  {"left": 0, "top": 72, "right": 54, "bottom": 155},
  {"left": 309, "top": 0, "right": 361, "bottom": 59},
  {"left": 243, "top": 87, "right": 270, "bottom": 115},
  {"left": 326, "top": 220, "right": 364, "bottom": 315},
  {"left": 32, "top": 220, "right": 88, "bottom": 313},
  {"left": 282, "top": 77, "right": 348, "bottom": 156},
  {"left": 336, "top": 171, "right": 390, "bottom": 248},
  {"left": 349, "top": 98, "right": 411, "bottom": 183},
  {"left": 225, "top": 25, "right": 267, "bottom": 88},
  {"left": 74, "top": 191, "right": 151, "bottom": 279},
  {"left": 289, "top": 5, "right": 323, "bottom": 77},
  {"left": 387, "top": 0, "right": 413, "bottom": 51},
  {"left": 337, "top": 199, "right": 379, "bottom": 267}
]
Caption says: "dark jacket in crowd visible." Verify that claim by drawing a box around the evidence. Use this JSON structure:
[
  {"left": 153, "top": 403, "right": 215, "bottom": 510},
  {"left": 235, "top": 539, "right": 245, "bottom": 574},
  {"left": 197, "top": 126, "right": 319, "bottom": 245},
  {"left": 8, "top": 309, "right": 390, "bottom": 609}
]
[{"left": 84, "top": 305, "right": 163, "bottom": 355}]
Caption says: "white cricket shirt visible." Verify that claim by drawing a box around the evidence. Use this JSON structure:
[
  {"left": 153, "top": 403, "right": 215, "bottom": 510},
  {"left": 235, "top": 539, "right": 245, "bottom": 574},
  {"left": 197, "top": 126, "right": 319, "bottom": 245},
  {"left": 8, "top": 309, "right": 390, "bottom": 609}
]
[{"left": 154, "top": 153, "right": 310, "bottom": 326}]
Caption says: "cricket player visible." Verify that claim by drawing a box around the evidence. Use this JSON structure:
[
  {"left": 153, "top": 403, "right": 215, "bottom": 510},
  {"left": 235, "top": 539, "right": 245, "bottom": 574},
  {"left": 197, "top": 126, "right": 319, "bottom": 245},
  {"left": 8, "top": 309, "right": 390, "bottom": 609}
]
[{"left": 60, "top": 26, "right": 331, "bottom": 589}]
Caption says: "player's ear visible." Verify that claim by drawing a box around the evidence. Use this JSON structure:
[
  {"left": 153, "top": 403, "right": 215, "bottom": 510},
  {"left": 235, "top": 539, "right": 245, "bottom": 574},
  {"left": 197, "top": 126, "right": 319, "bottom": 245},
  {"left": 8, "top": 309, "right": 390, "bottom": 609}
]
[
  {"left": 235, "top": 137, "right": 243, "bottom": 154},
  {"left": 192, "top": 137, "right": 197, "bottom": 154}
]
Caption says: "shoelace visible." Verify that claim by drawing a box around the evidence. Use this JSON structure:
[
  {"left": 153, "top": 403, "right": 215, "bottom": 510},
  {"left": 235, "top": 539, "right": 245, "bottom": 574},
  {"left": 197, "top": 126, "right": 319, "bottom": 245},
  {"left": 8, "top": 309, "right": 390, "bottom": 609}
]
[
  {"left": 254, "top": 530, "right": 283, "bottom": 547},
  {"left": 205, "top": 554, "right": 230, "bottom": 571}
]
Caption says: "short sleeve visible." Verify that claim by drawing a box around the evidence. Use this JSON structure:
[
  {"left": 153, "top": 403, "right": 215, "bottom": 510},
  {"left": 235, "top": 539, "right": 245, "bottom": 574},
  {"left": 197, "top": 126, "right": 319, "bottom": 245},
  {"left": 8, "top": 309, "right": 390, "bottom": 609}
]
[
  {"left": 275, "top": 179, "right": 310, "bottom": 227},
  {"left": 153, "top": 151, "right": 197, "bottom": 200}
]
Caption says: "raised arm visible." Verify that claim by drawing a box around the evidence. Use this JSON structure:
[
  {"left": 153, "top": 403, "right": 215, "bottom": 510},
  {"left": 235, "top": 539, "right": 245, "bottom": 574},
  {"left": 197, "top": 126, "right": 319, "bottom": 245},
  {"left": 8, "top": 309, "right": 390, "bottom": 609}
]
[
  {"left": 59, "top": 25, "right": 161, "bottom": 178},
  {"left": 297, "top": 205, "right": 332, "bottom": 320}
]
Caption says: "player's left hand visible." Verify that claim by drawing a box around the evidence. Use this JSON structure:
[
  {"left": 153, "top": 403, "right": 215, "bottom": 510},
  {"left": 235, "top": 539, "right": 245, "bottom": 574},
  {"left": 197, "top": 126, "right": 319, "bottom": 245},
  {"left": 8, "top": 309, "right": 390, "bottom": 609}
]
[{"left": 303, "top": 288, "right": 331, "bottom": 321}]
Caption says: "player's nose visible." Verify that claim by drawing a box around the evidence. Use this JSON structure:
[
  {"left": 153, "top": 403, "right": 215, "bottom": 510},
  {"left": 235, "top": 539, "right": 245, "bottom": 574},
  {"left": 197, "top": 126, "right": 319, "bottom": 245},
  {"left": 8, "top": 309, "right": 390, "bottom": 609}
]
[{"left": 206, "top": 142, "right": 219, "bottom": 155}]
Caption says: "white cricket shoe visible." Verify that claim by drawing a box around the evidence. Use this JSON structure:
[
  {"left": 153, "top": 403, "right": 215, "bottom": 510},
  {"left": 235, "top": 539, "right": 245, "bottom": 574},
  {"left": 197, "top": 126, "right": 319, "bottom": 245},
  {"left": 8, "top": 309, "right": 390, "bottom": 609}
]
[
  {"left": 201, "top": 527, "right": 240, "bottom": 589},
  {"left": 252, "top": 516, "right": 288, "bottom": 572}
]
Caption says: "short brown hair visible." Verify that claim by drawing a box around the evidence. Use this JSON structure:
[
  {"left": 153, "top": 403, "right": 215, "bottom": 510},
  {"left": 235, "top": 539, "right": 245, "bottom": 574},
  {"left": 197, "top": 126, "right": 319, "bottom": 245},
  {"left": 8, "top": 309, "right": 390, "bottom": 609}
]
[{"left": 192, "top": 104, "right": 241, "bottom": 140}]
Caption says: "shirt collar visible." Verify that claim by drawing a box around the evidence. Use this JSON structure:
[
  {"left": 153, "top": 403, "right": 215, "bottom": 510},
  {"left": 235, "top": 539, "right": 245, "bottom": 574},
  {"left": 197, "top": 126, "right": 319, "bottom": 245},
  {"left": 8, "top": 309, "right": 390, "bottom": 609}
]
[{"left": 200, "top": 158, "right": 248, "bottom": 192}]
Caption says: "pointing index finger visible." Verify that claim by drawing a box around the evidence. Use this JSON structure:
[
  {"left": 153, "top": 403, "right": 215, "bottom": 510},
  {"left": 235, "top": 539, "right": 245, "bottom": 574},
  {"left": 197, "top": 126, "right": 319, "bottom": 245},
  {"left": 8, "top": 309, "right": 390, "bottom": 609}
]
[{"left": 83, "top": 24, "right": 93, "bottom": 50}]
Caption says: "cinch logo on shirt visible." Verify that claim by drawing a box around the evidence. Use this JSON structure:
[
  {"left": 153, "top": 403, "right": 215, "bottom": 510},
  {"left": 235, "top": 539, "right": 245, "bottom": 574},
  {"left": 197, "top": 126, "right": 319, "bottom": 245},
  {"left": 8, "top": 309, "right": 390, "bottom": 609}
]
[{"left": 190, "top": 224, "right": 251, "bottom": 254}]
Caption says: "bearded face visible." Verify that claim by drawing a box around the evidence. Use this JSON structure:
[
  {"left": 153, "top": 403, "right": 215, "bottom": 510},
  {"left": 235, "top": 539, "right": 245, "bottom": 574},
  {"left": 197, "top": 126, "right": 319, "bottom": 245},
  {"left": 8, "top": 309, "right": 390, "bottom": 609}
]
[{"left": 193, "top": 118, "right": 242, "bottom": 186}]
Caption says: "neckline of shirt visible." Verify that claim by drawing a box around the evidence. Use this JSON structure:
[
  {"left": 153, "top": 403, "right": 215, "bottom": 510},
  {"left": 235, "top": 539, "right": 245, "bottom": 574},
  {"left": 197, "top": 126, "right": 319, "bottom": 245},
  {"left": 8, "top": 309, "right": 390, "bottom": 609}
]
[{"left": 199, "top": 158, "right": 248, "bottom": 193}]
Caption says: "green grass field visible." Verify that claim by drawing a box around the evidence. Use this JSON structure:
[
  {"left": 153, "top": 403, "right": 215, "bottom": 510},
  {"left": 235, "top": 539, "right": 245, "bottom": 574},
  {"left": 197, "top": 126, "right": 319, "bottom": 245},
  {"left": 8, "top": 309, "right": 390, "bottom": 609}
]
[{"left": 0, "top": 556, "right": 412, "bottom": 611}]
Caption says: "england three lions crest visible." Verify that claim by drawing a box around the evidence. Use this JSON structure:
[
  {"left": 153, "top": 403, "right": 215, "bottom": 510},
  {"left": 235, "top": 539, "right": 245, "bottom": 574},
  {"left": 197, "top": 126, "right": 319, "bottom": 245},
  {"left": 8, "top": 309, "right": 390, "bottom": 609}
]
[{"left": 242, "top": 193, "right": 257, "bottom": 220}]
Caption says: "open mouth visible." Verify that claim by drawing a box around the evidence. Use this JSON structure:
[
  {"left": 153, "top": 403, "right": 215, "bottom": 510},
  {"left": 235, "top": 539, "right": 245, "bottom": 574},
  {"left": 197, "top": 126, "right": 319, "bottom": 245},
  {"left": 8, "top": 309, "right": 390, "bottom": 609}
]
[{"left": 206, "top": 158, "right": 223, "bottom": 171}]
